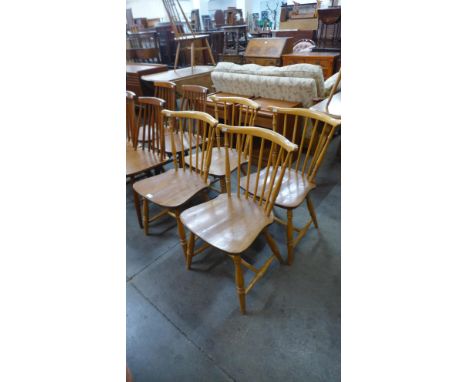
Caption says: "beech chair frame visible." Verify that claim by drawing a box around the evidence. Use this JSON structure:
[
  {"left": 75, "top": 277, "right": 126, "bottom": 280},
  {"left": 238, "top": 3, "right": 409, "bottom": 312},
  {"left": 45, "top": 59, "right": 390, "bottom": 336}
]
[
  {"left": 133, "top": 110, "right": 218, "bottom": 257},
  {"left": 181, "top": 124, "right": 298, "bottom": 314},
  {"left": 126, "top": 93, "right": 169, "bottom": 228},
  {"left": 204, "top": 95, "right": 260, "bottom": 192},
  {"left": 254, "top": 107, "right": 341, "bottom": 265}
]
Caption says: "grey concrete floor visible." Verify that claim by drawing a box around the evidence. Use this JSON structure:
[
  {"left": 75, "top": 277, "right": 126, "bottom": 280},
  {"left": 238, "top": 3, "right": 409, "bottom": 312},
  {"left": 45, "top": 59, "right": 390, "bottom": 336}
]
[{"left": 127, "top": 138, "right": 341, "bottom": 382}]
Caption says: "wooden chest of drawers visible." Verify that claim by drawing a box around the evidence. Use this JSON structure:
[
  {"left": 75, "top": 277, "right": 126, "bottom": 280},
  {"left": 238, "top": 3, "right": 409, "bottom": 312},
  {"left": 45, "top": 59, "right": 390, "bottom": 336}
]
[
  {"left": 126, "top": 63, "right": 168, "bottom": 96},
  {"left": 282, "top": 52, "right": 340, "bottom": 79},
  {"left": 244, "top": 37, "right": 293, "bottom": 66}
]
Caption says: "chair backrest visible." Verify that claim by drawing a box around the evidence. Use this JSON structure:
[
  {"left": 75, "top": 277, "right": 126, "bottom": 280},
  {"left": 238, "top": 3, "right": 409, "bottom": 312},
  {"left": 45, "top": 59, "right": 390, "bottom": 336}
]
[
  {"left": 181, "top": 85, "right": 208, "bottom": 112},
  {"left": 126, "top": 91, "right": 137, "bottom": 146},
  {"left": 208, "top": 95, "right": 260, "bottom": 150},
  {"left": 134, "top": 97, "right": 166, "bottom": 159},
  {"left": 219, "top": 124, "right": 297, "bottom": 216},
  {"left": 270, "top": 107, "right": 341, "bottom": 182},
  {"left": 162, "top": 110, "right": 218, "bottom": 182},
  {"left": 162, "top": 0, "right": 195, "bottom": 38},
  {"left": 153, "top": 81, "right": 177, "bottom": 111}
]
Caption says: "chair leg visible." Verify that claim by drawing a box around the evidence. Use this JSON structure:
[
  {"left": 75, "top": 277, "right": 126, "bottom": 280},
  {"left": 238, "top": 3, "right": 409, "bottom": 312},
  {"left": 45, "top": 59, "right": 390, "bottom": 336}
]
[
  {"left": 205, "top": 38, "right": 216, "bottom": 65},
  {"left": 131, "top": 178, "right": 143, "bottom": 229},
  {"left": 174, "top": 209, "right": 187, "bottom": 258},
  {"left": 143, "top": 198, "right": 149, "bottom": 236},
  {"left": 174, "top": 42, "right": 181, "bottom": 70},
  {"left": 186, "top": 231, "right": 195, "bottom": 269},
  {"left": 286, "top": 209, "right": 294, "bottom": 265},
  {"left": 219, "top": 176, "right": 227, "bottom": 193},
  {"left": 306, "top": 194, "right": 319, "bottom": 229},
  {"left": 233, "top": 255, "right": 246, "bottom": 314},
  {"left": 190, "top": 41, "right": 195, "bottom": 71}
]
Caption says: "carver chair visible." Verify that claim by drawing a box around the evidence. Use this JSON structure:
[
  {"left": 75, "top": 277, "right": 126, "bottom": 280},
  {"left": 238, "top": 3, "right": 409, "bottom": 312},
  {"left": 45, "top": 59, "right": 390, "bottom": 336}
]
[
  {"left": 240, "top": 107, "right": 341, "bottom": 265},
  {"left": 126, "top": 92, "right": 169, "bottom": 228},
  {"left": 133, "top": 110, "right": 218, "bottom": 257},
  {"left": 181, "top": 124, "right": 298, "bottom": 314}
]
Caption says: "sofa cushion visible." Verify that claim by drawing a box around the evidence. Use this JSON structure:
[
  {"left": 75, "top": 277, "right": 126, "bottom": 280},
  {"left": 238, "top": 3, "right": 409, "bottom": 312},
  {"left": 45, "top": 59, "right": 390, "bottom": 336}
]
[
  {"left": 213, "top": 62, "right": 325, "bottom": 97},
  {"left": 211, "top": 71, "right": 319, "bottom": 107}
]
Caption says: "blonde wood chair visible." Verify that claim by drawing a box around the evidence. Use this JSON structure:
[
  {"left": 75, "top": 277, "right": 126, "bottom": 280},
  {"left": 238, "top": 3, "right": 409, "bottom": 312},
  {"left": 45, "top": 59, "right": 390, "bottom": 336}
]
[
  {"left": 181, "top": 124, "right": 298, "bottom": 314},
  {"left": 133, "top": 110, "right": 218, "bottom": 257},
  {"left": 193, "top": 95, "right": 260, "bottom": 192},
  {"left": 162, "top": 0, "right": 216, "bottom": 70},
  {"left": 240, "top": 107, "right": 341, "bottom": 265},
  {"left": 126, "top": 92, "right": 169, "bottom": 228},
  {"left": 181, "top": 84, "right": 208, "bottom": 112}
]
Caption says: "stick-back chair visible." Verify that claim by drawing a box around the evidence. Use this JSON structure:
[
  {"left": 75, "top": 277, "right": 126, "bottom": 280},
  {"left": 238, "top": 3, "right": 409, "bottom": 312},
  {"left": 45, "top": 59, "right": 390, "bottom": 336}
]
[
  {"left": 240, "top": 107, "right": 341, "bottom": 265},
  {"left": 194, "top": 95, "right": 260, "bottom": 192},
  {"left": 162, "top": 0, "right": 216, "bottom": 70},
  {"left": 181, "top": 84, "right": 208, "bottom": 112},
  {"left": 126, "top": 93, "right": 169, "bottom": 228},
  {"left": 133, "top": 110, "right": 218, "bottom": 257},
  {"left": 181, "top": 124, "right": 298, "bottom": 314}
]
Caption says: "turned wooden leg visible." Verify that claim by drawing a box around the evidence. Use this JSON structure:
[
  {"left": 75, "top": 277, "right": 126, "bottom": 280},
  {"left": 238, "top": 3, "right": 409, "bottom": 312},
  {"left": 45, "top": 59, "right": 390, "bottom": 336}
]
[
  {"left": 143, "top": 198, "right": 149, "bottom": 236},
  {"left": 174, "top": 42, "right": 181, "bottom": 70},
  {"left": 306, "top": 194, "right": 319, "bottom": 229},
  {"left": 131, "top": 178, "right": 143, "bottom": 229},
  {"left": 174, "top": 209, "right": 187, "bottom": 258},
  {"left": 233, "top": 255, "right": 246, "bottom": 314},
  {"left": 219, "top": 176, "right": 227, "bottom": 193},
  {"left": 186, "top": 232, "right": 195, "bottom": 269},
  {"left": 286, "top": 209, "right": 294, "bottom": 265}
]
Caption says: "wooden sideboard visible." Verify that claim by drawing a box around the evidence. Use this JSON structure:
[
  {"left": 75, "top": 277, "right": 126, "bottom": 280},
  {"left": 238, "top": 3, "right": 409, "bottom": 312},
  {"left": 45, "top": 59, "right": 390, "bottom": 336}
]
[
  {"left": 282, "top": 51, "right": 340, "bottom": 79},
  {"left": 126, "top": 63, "right": 168, "bottom": 96},
  {"left": 245, "top": 37, "right": 293, "bottom": 66}
]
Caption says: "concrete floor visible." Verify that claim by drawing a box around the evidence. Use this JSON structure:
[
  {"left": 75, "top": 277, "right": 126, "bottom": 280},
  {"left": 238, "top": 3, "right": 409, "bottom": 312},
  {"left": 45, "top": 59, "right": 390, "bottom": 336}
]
[{"left": 127, "top": 138, "right": 341, "bottom": 382}]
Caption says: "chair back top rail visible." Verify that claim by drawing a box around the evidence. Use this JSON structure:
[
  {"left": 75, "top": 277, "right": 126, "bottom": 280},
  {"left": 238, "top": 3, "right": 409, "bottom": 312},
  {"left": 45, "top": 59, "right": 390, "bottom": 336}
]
[
  {"left": 218, "top": 124, "right": 298, "bottom": 215},
  {"left": 269, "top": 106, "right": 341, "bottom": 182}
]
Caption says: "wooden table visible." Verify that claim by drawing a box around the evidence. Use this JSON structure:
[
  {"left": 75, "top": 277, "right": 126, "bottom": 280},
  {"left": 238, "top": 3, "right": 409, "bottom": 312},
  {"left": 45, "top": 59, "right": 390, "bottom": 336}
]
[
  {"left": 282, "top": 52, "right": 340, "bottom": 79},
  {"left": 310, "top": 92, "right": 341, "bottom": 119},
  {"left": 126, "top": 63, "right": 168, "bottom": 96},
  {"left": 141, "top": 65, "right": 215, "bottom": 95}
]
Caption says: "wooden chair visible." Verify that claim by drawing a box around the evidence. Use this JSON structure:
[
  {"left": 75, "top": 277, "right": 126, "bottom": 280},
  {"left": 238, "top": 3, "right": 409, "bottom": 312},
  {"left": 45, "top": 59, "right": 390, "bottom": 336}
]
[
  {"left": 153, "top": 81, "right": 177, "bottom": 111},
  {"left": 181, "top": 84, "right": 208, "bottom": 112},
  {"left": 162, "top": 0, "right": 216, "bottom": 70},
  {"left": 192, "top": 95, "right": 260, "bottom": 192},
  {"left": 126, "top": 92, "right": 169, "bottom": 228},
  {"left": 133, "top": 110, "right": 218, "bottom": 257},
  {"left": 240, "top": 107, "right": 341, "bottom": 265},
  {"left": 181, "top": 124, "right": 298, "bottom": 314}
]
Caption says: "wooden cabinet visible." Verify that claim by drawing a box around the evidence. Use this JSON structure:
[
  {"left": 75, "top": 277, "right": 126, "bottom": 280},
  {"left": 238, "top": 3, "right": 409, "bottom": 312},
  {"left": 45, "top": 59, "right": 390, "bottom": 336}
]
[
  {"left": 245, "top": 37, "right": 293, "bottom": 66},
  {"left": 282, "top": 52, "right": 340, "bottom": 79},
  {"left": 126, "top": 64, "right": 168, "bottom": 96}
]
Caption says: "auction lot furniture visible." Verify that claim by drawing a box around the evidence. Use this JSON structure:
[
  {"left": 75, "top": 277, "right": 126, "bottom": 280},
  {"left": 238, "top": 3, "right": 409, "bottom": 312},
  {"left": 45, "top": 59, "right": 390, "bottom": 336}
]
[
  {"left": 282, "top": 52, "right": 340, "bottom": 79},
  {"left": 210, "top": 62, "right": 324, "bottom": 107},
  {"left": 126, "top": 64, "right": 168, "bottom": 96},
  {"left": 181, "top": 124, "right": 298, "bottom": 314},
  {"left": 244, "top": 37, "right": 293, "bottom": 66},
  {"left": 141, "top": 65, "right": 214, "bottom": 95},
  {"left": 133, "top": 110, "right": 218, "bottom": 257},
  {"left": 222, "top": 24, "right": 248, "bottom": 56},
  {"left": 240, "top": 108, "right": 341, "bottom": 265}
]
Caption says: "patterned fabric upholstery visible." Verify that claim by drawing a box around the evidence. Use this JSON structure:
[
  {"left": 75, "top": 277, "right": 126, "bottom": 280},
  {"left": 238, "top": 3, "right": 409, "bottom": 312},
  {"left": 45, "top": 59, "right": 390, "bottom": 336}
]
[{"left": 211, "top": 62, "right": 326, "bottom": 107}]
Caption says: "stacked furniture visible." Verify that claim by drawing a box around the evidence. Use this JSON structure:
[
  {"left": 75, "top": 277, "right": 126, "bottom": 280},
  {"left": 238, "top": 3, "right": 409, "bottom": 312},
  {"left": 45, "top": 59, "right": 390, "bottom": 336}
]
[
  {"left": 126, "top": 63, "right": 168, "bottom": 96},
  {"left": 244, "top": 37, "right": 293, "bottom": 66}
]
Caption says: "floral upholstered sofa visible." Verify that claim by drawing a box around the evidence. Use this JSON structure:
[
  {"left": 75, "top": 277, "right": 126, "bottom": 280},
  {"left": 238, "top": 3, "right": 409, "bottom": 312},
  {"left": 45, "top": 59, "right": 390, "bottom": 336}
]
[{"left": 211, "top": 62, "right": 338, "bottom": 107}]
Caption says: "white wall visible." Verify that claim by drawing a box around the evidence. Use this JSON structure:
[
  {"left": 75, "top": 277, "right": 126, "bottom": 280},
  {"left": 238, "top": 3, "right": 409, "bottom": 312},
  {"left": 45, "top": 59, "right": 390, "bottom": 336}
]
[{"left": 126, "top": 0, "right": 194, "bottom": 21}]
